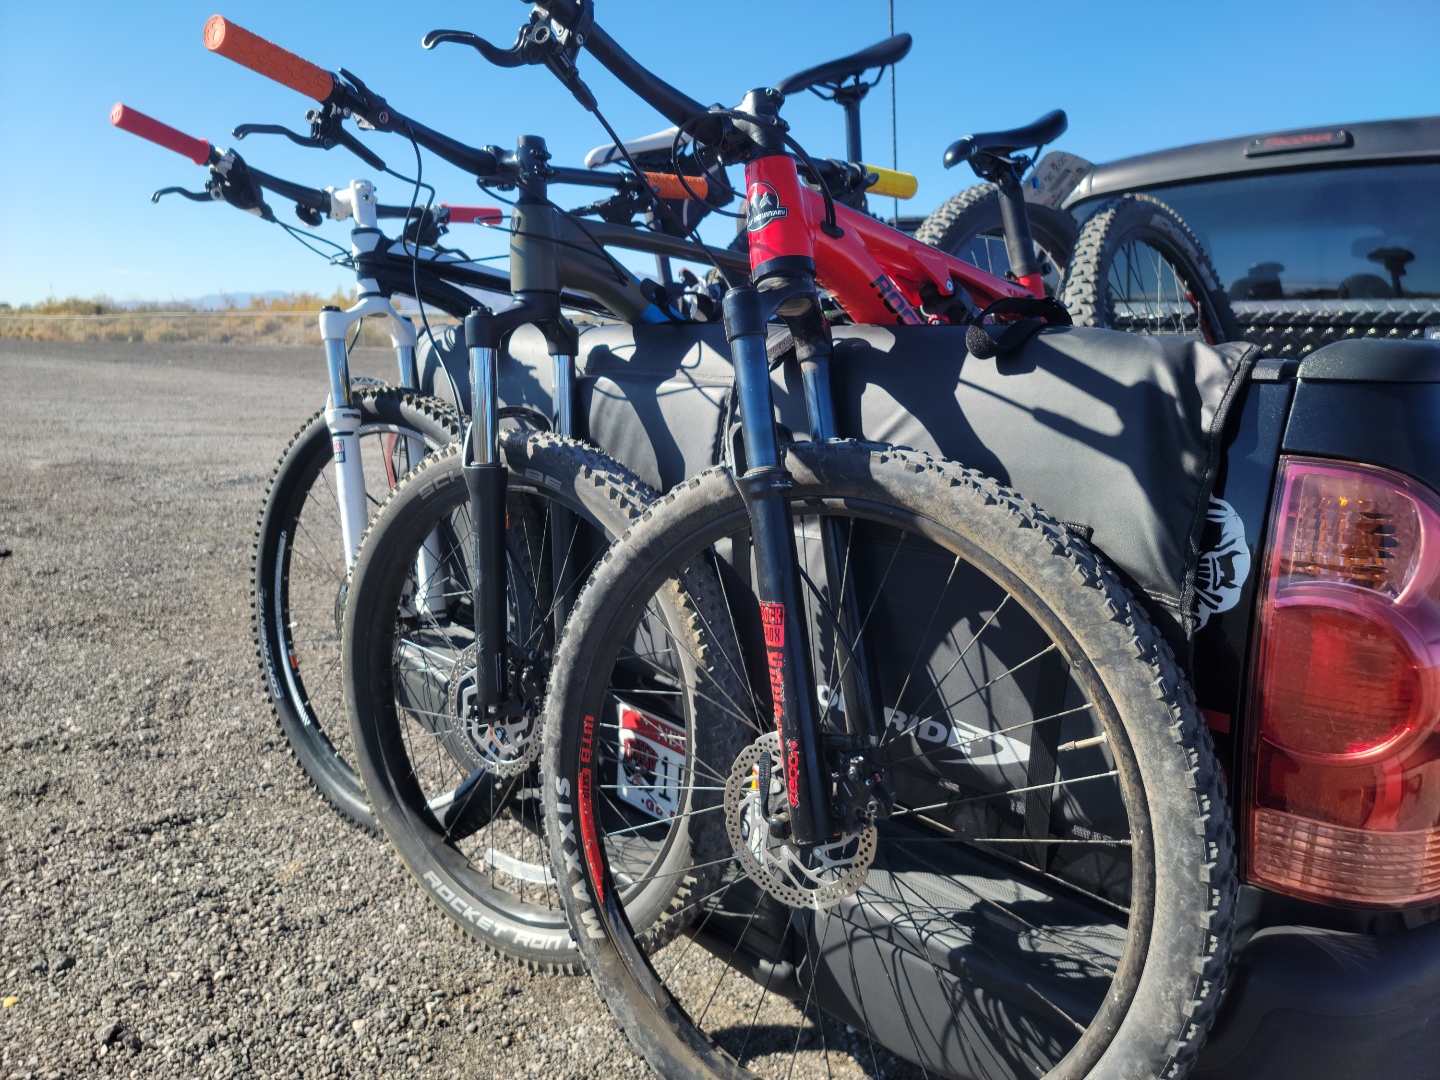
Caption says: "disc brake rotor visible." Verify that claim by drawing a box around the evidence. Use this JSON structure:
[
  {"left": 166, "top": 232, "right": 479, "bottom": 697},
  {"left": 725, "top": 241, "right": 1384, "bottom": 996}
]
[
  {"left": 724, "top": 732, "right": 876, "bottom": 910},
  {"left": 446, "top": 645, "right": 540, "bottom": 778}
]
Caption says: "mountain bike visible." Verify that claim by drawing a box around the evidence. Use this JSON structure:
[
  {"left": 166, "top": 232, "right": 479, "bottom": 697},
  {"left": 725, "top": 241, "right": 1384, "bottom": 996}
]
[
  {"left": 440, "top": 5, "right": 1242, "bottom": 1079},
  {"left": 112, "top": 103, "right": 515, "bottom": 830},
  {"left": 199, "top": 15, "right": 761, "bottom": 969},
  {"left": 113, "top": 91, "right": 733, "bottom": 840}
]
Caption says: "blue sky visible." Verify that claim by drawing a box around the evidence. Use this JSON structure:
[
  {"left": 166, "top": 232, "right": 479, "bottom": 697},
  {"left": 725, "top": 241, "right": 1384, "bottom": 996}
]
[{"left": 1, "top": 0, "right": 1436, "bottom": 305}]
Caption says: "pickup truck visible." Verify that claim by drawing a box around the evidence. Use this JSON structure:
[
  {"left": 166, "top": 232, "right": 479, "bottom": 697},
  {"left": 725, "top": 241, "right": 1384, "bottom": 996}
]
[
  {"left": 1185, "top": 337, "right": 1440, "bottom": 1078},
  {"left": 1060, "top": 114, "right": 1440, "bottom": 356},
  {"left": 1023, "top": 118, "right": 1440, "bottom": 1077}
]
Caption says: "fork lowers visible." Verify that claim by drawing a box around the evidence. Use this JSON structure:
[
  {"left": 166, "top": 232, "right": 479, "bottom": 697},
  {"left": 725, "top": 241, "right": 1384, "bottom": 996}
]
[
  {"left": 724, "top": 284, "right": 834, "bottom": 846},
  {"left": 464, "top": 309, "right": 508, "bottom": 714}
]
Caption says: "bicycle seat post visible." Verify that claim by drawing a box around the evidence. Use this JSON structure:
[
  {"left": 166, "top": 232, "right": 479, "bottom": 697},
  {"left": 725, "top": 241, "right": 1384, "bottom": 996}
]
[{"left": 989, "top": 159, "right": 1043, "bottom": 293}]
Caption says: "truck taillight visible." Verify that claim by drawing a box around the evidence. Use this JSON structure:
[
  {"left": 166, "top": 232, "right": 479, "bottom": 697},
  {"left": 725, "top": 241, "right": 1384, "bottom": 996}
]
[{"left": 1248, "top": 456, "right": 1440, "bottom": 907}]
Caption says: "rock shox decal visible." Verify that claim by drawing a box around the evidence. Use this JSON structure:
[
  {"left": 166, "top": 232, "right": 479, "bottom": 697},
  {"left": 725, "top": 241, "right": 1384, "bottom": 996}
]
[
  {"left": 785, "top": 738, "right": 802, "bottom": 809},
  {"left": 746, "top": 182, "right": 790, "bottom": 233},
  {"left": 760, "top": 601, "right": 786, "bottom": 736},
  {"left": 578, "top": 714, "right": 606, "bottom": 903},
  {"left": 759, "top": 602, "right": 801, "bottom": 808}
]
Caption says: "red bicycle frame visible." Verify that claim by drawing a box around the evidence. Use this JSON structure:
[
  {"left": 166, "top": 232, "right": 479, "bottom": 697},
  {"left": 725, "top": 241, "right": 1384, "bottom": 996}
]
[{"left": 744, "top": 154, "right": 1039, "bottom": 324}]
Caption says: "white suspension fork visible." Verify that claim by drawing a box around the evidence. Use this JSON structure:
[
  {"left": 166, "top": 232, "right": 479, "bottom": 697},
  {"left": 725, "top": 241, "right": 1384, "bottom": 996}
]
[
  {"left": 389, "top": 338, "right": 447, "bottom": 615},
  {"left": 321, "top": 334, "right": 368, "bottom": 567}
]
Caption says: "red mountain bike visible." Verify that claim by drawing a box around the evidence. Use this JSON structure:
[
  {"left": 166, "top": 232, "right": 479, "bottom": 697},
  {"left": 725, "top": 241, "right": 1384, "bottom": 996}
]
[{"left": 480, "top": 5, "right": 1240, "bottom": 1080}]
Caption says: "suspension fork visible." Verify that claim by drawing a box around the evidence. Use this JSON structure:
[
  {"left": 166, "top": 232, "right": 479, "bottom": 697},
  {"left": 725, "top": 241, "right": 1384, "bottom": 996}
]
[
  {"left": 463, "top": 309, "right": 509, "bottom": 716},
  {"left": 789, "top": 320, "right": 882, "bottom": 749},
  {"left": 724, "top": 284, "right": 833, "bottom": 845},
  {"left": 319, "top": 310, "right": 367, "bottom": 567},
  {"left": 462, "top": 301, "right": 578, "bottom": 714}
]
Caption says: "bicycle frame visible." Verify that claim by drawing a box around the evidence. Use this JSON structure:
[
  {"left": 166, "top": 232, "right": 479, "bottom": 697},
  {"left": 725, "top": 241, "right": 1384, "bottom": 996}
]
[
  {"left": 746, "top": 153, "right": 1039, "bottom": 324},
  {"left": 725, "top": 101, "right": 1049, "bottom": 845}
]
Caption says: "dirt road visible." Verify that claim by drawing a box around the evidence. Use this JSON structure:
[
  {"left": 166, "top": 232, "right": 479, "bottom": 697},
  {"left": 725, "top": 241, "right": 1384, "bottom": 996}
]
[{"left": 0, "top": 340, "right": 645, "bottom": 1080}]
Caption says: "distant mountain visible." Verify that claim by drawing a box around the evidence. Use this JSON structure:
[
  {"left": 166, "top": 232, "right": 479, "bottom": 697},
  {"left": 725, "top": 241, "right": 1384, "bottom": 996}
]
[{"left": 107, "top": 291, "right": 298, "bottom": 311}]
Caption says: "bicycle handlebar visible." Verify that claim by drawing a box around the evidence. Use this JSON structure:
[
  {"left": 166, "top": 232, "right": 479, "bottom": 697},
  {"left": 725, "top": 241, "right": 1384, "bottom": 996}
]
[
  {"left": 111, "top": 104, "right": 213, "bottom": 166},
  {"left": 538, "top": 1, "right": 707, "bottom": 126},
  {"left": 206, "top": 15, "right": 502, "bottom": 177},
  {"left": 203, "top": 15, "right": 336, "bottom": 103}
]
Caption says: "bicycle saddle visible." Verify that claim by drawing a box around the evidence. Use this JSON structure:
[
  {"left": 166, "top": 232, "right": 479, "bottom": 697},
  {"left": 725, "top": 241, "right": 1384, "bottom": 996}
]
[
  {"left": 943, "top": 110, "right": 1068, "bottom": 170},
  {"left": 775, "top": 33, "right": 913, "bottom": 95},
  {"left": 584, "top": 126, "right": 686, "bottom": 169}
]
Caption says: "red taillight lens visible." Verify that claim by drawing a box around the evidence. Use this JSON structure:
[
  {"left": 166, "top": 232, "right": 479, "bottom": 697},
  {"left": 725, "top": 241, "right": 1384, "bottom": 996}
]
[{"left": 1248, "top": 457, "right": 1440, "bottom": 907}]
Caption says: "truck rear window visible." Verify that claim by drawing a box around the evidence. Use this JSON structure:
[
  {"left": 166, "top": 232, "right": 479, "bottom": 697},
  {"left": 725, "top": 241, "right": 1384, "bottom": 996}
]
[{"left": 1131, "top": 163, "right": 1440, "bottom": 301}]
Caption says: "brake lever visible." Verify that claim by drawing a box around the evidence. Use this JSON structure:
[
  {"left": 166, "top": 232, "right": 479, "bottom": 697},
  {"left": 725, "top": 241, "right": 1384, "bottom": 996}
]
[
  {"left": 151, "top": 186, "right": 213, "bottom": 204},
  {"left": 234, "top": 105, "right": 388, "bottom": 173},
  {"left": 233, "top": 122, "right": 313, "bottom": 147},
  {"left": 421, "top": 28, "right": 528, "bottom": 68}
]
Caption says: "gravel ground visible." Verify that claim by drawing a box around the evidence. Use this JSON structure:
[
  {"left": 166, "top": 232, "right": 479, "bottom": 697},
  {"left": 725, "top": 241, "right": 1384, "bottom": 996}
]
[{"left": 0, "top": 340, "right": 649, "bottom": 1080}]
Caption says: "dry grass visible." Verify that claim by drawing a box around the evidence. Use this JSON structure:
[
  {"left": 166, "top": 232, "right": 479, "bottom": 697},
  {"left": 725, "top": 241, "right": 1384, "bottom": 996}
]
[{"left": 0, "top": 292, "right": 459, "bottom": 347}]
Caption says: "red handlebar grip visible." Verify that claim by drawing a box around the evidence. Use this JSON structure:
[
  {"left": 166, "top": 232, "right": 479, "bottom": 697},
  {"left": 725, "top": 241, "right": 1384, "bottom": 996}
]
[
  {"left": 441, "top": 204, "right": 504, "bottom": 226},
  {"left": 203, "top": 15, "right": 335, "bottom": 103},
  {"left": 643, "top": 172, "right": 708, "bottom": 201},
  {"left": 110, "top": 103, "right": 211, "bottom": 165}
]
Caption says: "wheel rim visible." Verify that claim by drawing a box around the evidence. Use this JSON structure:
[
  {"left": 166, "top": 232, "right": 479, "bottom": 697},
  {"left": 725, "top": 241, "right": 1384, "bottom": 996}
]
[
  {"left": 377, "top": 476, "right": 664, "bottom": 930},
  {"left": 1103, "top": 238, "right": 1215, "bottom": 340},
  {"left": 571, "top": 500, "right": 1153, "bottom": 1079},
  {"left": 273, "top": 421, "right": 444, "bottom": 779},
  {"left": 950, "top": 231, "right": 1068, "bottom": 298}
]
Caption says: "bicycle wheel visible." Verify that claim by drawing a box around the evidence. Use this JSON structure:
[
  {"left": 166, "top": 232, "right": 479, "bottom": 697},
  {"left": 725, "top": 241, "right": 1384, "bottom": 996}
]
[
  {"left": 343, "top": 430, "right": 736, "bottom": 970},
  {"left": 915, "top": 183, "right": 1078, "bottom": 298},
  {"left": 544, "top": 440, "right": 1236, "bottom": 1080},
  {"left": 1060, "top": 193, "right": 1241, "bottom": 343},
  {"left": 253, "top": 387, "right": 459, "bottom": 832}
]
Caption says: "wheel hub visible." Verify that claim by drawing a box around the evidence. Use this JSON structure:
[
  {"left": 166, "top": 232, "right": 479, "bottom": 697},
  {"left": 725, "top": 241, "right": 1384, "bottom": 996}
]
[
  {"left": 446, "top": 645, "right": 540, "bottom": 778},
  {"left": 724, "top": 732, "right": 876, "bottom": 910}
]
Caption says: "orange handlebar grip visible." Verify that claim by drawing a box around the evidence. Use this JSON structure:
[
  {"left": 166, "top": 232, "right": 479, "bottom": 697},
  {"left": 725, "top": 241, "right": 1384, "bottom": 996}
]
[
  {"left": 111, "top": 103, "right": 212, "bottom": 166},
  {"left": 203, "top": 15, "right": 335, "bottom": 103},
  {"left": 643, "top": 172, "right": 708, "bottom": 201}
]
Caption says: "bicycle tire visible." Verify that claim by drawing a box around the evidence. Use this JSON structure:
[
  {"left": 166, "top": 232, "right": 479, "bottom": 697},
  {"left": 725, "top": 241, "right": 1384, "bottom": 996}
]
[
  {"left": 915, "top": 183, "right": 1079, "bottom": 299},
  {"left": 253, "top": 387, "right": 459, "bottom": 833},
  {"left": 544, "top": 440, "right": 1237, "bottom": 1080},
  {"left": 342, "top": 431, "right": 740, "bottom": 971},
  {"left": 1060, "top": 193, "right": 1241, "bottom": 343}
]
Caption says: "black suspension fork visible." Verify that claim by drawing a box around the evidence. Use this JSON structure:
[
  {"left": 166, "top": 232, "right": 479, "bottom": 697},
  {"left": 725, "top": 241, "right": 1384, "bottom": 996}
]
[
  {"left": 723, "top": 283, "right": 833, "bottom": 845},
  {"left": 462, "top": 299, "right": 578, "bottom": 717},
  {"left": 789, "top": 319, "right": 882, "bottom": 750},
  {"left": 463, "top": 308, "right": 509, "bottom": 718}
]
